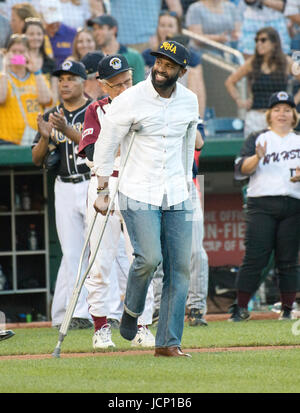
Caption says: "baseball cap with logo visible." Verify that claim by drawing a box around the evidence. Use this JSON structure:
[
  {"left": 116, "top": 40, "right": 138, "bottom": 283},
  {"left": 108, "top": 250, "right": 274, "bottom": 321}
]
[
  {"left": 52, "top": 60, "right": 87, "bottom": 79},
  {"left": 80, "top": 51, "right": 105, "bottom": 76},
  {"left": 87, "top": 14, "right": 118, "bottom": 29},
  {"left": 150, "top": 40, "right": 189, "bottom": 68},
  {"left": 96, "top": 54, "right": 131, "bottom": 80},
  {"left": 40, "top": 0, "right": 63, "bottom": 24},
  {"left": 268, "top": 91, "right": 296, "bottom": 108}
]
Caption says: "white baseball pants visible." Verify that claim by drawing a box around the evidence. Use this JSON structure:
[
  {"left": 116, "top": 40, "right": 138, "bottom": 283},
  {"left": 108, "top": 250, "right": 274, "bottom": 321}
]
[
  {"left": 84, "top": 176, "right": 154, "bottom": 325},
  {"left": 51, "top": 178, "right": 91, "bottom": 326}
]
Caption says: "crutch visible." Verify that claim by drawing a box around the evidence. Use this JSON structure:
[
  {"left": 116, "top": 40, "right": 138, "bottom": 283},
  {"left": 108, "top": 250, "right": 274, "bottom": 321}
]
[{"left": 52, "top": 124, "right": 140, "bottom": 358}]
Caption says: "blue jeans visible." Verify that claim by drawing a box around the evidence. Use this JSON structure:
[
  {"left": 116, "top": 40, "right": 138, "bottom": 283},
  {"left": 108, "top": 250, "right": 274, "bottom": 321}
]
[{"left": 119, "top": 192, "right": 193, "bottom": 347}]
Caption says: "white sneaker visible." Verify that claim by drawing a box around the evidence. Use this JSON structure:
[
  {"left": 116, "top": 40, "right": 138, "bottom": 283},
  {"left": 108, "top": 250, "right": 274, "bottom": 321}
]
[
  {"left": 93, "top": 324, "right": 116, "bottom": 349},
  {"left": 131, "top": 326, "right": 155, "bottom": 347}
]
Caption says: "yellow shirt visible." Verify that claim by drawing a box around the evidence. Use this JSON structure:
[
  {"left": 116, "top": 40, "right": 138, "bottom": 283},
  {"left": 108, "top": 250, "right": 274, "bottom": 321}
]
[
  {"left": 0, "top": 72, "right": 49, "bottom": 145},
  {"left": 44, "top": 35, "right": 54, "bottom": 58}
]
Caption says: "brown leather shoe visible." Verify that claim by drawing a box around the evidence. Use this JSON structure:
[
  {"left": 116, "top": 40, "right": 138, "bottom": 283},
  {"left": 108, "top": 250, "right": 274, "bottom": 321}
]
[{"left": 154, "top": 346, "right": 192, "bottom": 358}]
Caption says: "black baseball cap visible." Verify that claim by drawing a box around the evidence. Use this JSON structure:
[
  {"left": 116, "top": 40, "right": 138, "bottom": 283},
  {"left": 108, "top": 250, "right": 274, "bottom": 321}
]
[
  {"left": 150, "top": 40, "right": 189, "bottom": 68},
  {"left": 80, "top": 51, "right": 105, "bottom": 76},
  {"left": 268, "top": 91, "right": 296, "bottom": 108},
  {"left": 96, "top": 54, "right": 131, "bottom": 80},
  {"left": 52, "top": 60, "right": 87, "bottom": 79},
  {"left": 87, "top": 14, "right": 118, "bottom": 28}
]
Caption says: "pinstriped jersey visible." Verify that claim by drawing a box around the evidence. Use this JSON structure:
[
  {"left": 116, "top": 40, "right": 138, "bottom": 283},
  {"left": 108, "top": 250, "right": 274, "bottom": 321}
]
[{"left": 32, "top": 99, "right": 92, "bottom": 176}]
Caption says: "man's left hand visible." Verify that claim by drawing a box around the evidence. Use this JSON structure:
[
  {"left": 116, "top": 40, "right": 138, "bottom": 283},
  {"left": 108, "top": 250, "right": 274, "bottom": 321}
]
[
  {"left": 94, "top": 192, "right": 114, "bottom": 216},
  {"left": 49, "top": 109, "right": 67, "bottom": 134}
]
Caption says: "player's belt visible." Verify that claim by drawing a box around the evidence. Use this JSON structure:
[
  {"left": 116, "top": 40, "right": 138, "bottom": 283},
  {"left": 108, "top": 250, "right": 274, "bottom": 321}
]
[{"left": 59, "top": 172, "right": 91, "bottom": 184}]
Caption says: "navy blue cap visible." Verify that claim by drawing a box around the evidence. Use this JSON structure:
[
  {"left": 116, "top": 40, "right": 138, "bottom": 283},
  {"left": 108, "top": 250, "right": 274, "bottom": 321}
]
[
  {"left": 80, "top": 51, "right": 105, "bottom": 75},
  {"left": 96, "top": 54, "right": 131, "bottom": 80},
  {"left": 87, "top": 14, "right": 118, "bottom": 28},
  {"left": 52, "top": 60, "right": 87, "bottom": 79},
  {"left": 150, "top": 40, "right": 189, "bottom": 68},
  {"left": 268, "top": 91, "right": 296, "bottom": 108}
]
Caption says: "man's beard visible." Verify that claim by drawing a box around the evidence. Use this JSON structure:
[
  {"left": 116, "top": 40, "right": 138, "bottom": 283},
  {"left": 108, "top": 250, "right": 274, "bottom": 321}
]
[{"left": 151, "top": 67, "right": 180, "bottom": 90}]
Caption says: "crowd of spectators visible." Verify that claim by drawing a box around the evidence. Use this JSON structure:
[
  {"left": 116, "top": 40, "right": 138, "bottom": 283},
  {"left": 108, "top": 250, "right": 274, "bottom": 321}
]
[
  {"left": 0, "top": 0, "right": 299, "bottom": 146},
  {"left": 0, "top": 0, "right": 299, "bottom": 329}
]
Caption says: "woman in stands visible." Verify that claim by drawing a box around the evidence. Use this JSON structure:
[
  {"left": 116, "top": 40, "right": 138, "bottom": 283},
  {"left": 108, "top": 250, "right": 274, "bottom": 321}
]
[
  {"left": 231, "top": 91, "right": 300, "bottom": 322},
  {"left": 225, "top": 27, "right": 300, "bottom": 138},
  {"left": 59, "top": 0, "right": 92, "bottom": 29},
  {"left": 0, "top": 34, "right": 52, "bottom": 145},
  {"left": 185, "top": 0, "right": 241, "bottom": 52},
  {"left": 142, "top": 10, "right": 206, "bottom": 118},
  {"left": 23, "top": 18, "right": 57, "bottom": 102},
  {"left": 10, "top": 3, "right": 53, "bottom": 58},
  {"left": 68, "top": 28, "right": 96, "bottom": 62}
]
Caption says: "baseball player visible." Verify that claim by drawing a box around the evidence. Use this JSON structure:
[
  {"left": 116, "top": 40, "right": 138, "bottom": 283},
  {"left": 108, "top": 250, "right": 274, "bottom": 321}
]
[
  {"left": 78, "top": 54, "right": 155, "bottom": 349},
  {"left": 32, "top": 60, "right": 92, "bottom": 329},
  {"left": 80, "top": 51, "right": 133, "bottom": 331}
]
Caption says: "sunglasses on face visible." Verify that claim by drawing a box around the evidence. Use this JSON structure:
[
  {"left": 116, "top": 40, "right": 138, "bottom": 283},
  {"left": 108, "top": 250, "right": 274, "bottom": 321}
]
[{"left": 255, "top": 37, "right": 269, "bottom": 44}]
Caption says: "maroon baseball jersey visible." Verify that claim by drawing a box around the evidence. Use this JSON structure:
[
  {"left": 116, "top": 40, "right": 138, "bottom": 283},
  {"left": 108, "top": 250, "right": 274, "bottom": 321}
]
[{"left": 78, "top": 96, "right": 110, "bottom": 158}]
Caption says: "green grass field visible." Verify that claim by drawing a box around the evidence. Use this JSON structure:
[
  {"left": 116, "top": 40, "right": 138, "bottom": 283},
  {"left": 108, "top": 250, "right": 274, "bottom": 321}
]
[{"left": 0, "top": 320, "right": 300, "bottom": 393}]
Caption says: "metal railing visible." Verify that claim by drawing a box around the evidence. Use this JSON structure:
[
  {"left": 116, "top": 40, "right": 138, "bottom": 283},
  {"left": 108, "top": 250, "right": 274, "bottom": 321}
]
[{"left": 182, "top": 28, "right": 247, "bottom": 120}]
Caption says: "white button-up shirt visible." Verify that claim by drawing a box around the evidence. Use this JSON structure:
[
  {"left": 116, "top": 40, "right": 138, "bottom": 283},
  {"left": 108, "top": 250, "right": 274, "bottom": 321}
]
[{"left": 93, "top": 74, "right": 198, "bottom": 206}]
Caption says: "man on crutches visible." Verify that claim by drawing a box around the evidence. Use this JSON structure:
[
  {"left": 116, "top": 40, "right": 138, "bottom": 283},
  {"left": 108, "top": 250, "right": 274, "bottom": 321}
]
[
  {"left": 78, "top": 54, "right": 155, "bottom": 349},
  {"left": 93, "top": 41, "right": 199, "bottom": 357}
]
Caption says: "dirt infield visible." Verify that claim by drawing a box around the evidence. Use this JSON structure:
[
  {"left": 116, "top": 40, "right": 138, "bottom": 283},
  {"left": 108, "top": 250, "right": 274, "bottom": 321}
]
[
  {"left": 1, "top": 345, "right": 300, "bottom": 361},
  {"left": 5, "top": 311, "right": 280, "bottom": 330}
]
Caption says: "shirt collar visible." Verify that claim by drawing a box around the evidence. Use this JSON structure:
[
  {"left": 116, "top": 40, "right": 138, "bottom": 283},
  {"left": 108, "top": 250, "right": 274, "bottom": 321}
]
[{"left": 145, "top": 73, "right": 178, "bottom": 100}]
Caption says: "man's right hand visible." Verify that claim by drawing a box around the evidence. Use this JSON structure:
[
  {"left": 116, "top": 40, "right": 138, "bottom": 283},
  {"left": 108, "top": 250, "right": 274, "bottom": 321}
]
[
  {"left": 93, "top": 192, "right": 114, "bottom": 216},
  {"left": 37, "top": 113, "right": 53, "bottom": 140}
]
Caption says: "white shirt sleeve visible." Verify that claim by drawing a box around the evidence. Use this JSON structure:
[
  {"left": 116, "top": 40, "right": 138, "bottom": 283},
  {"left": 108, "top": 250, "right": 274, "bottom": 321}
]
[
  {"left": 184, "top": 121, "right": 198, "bottom": 182},
  {"left": 92, "top": 90, "right": 135, "bottom": 177}
]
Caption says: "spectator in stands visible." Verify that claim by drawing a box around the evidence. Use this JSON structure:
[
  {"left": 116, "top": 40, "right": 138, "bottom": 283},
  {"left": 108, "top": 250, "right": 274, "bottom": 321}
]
[
  {"left": 80, "top": 50, "right": 105, "bottom": 100},
  {"left": 161, "top": 0, "right": 184, "bottom": 17},
  {"left": 108, "top": 0, "right": 183, "bottom": 53},
  {"left": 8, "top": 3, "right": 54, "bottom": 59},
  {"left": 225, "top": 27, "right": 300, "bottom": 137},
  {"left": 177, "top": 0, "right": 197, "bottom": 16},
  {"left": 40, "top": 0, "right": 77, "bottom": 68},
  {"left": 284, "top": 0, "right": 300, "bottom": 24},
  {"left": 58, "top": 0, "right": 92, "bottom": 30},
  {"left": 237, "top": 0, "right": 291, "bottom": 57},
  {"left": 185, "top": 0, "right": 242, "bottom": 53},
  {"left": 231, "top": 91, "right": 300, "bottom": 322},
  {"left": 0, "top": 34, "right": 52, "bottom": 145},
  {"left": 142, "top": 10, "right": 206, "bottom": 117},
  {"left": 0, "top": 1, "right": 40, "bottom": 19},
  {"left": 68, "top": 28, "right": 96, "bottom": 62},
  {"left": 0, "top": 13, "right": 11, "bottom": 49},
  {"left": 284, "top": 0, "right": 300, "bottom": 50},
  {"left": 88, "top": 0, "right": 107, "bottom": 18},
  {"left": 10, "top": 2, "right": 40, "bottom": 34},
  {"left": 23, "top": 18, "right": 57, "bottom": 103},
  {"left": 87, "top": 14, "right": 145, "bottom": 85}
]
